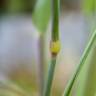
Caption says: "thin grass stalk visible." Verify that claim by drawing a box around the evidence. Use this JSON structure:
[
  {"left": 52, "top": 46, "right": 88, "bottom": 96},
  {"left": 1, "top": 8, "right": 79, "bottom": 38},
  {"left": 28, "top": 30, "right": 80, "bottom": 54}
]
[
  {"left": 32, "top": 0, "right": 51, "bottom": 95},
  {"left": 43, "top": 0, "right": 60, "bottom": 96},
  {"left": 63, "top": 31, "right": 96, "bottom": 96},
  {"left": 39, "top": 34, "right": 45, "bottom": 96},
  {"left": 52, "top": 0, "right": 60, "bottom": 41},
  {"left": 43, "top": 56, "right": 56, "bottom": 96}
]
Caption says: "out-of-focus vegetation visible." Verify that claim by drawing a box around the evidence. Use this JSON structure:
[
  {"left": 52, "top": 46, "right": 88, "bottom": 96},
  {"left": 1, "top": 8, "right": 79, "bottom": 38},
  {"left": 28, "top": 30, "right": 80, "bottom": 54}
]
[
  {"left": 63, "top": 0, "right": 96, "bottom": 96},
  {"left": 1, "top": 0, "right": 96, "bottom": 96},
  {"left": 0, "top": 0, "right": 36, "bottom": 14}
]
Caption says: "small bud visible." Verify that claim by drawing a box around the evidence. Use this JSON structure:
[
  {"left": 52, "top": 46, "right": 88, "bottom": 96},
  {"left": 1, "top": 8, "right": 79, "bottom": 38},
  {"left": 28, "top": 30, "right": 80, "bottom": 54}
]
[{"left": 50, "top": 40, "right": 61, "bottom": 55}]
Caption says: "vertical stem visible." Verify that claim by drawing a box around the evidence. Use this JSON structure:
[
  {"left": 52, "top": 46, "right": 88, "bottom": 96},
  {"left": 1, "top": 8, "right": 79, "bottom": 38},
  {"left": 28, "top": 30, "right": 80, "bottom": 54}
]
[
  {"left": 43, "top": 0, "right": 60, "bottom": 96},
  {"left": 39, "top": 34, "right": 45, "bottom": 96},
  {"left": 43, "top": 56, "right": 56, "bottom": 96},
  {"left": 52, "top": 0, "right": 60, "bottom": 41}
]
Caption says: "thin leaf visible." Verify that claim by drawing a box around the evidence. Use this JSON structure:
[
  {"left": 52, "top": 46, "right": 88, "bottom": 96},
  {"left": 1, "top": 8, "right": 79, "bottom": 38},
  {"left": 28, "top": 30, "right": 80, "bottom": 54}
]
[
  {"left": 63, "top": 30, "right": 96, "bottom": 96},
  {"left": 76, "top": 32, "right": 96, "bottom": 96}
]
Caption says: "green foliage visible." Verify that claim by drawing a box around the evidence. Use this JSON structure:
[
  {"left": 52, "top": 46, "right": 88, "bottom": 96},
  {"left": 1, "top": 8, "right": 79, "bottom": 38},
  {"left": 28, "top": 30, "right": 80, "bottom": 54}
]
[
  {"left": 7, "top": 0, "right": 35, "bottom": 13},
  {"left": 32, "top": 0, "right": 51, "bottom": 33},
  {"left": 83, "top": 0, "right": 96, "bottom": 15},
  {"left": 7, "top": 0, "right": 23, "bottom": 13},
  {"left": 3, "top": 0, "right": 96, "bottom": 96},
  {"left": 44, "top": 58, "right": 56, "bottom": 96},
  {"left": 76, "top": 32, "right": 96, "bottom": 96},
  {"left": 63, "top": 31, "right": 96, "bottom": 96}
]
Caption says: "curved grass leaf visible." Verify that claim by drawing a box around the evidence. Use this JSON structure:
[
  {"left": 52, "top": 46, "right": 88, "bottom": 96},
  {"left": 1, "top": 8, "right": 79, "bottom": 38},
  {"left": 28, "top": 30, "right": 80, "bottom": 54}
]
[
  {"left": 63, "top": 30, "right": 96, "bottom": 96},
  {"left": 32, "top": 0, "right": 51, "bottom": 33},
  {"left": 76, "top": 31, "right": 96, "bottom": 96}
]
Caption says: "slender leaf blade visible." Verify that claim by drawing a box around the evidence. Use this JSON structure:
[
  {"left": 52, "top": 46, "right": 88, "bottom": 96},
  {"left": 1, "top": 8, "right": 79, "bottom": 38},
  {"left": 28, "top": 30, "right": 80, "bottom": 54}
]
[
  {"left": 63, "top": 31, "right": 96, "bottom": 96},
  {"left": 76, "top": 32, "right": 96, "bottom": 96}
]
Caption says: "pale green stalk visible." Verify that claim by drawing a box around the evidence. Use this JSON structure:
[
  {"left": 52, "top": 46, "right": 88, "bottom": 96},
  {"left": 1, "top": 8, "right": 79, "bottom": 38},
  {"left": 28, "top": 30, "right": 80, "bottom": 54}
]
[
  {"left": 32, "top": 0, "right": 51, "bottom": 95},
  {"left": 43, "top": 0, "right": 60, "bottom": 96},
  {"left": 43, "top": 57, "right": 56, "bottom": 96}
]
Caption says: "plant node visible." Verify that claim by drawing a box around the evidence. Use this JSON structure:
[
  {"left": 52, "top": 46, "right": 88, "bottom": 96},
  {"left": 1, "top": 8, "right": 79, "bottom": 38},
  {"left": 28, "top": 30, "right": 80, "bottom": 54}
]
[{"left": 50, "top": 40, "right": 60, "bottom": 56}]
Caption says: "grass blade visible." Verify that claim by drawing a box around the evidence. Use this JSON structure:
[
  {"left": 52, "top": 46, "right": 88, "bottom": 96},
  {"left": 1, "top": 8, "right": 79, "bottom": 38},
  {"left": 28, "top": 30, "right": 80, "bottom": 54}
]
[
  {"left": 81, "top": 45, "right": 96, "bottom": 96},
  {"left": 76, "top": 36, "right": 96, "bottom": 96},
  {"left": 63, "top": 31, "right": 96, "bottom": 96},
  {"left": 83, "top": 0, "right": 96, "bottom": 15}
]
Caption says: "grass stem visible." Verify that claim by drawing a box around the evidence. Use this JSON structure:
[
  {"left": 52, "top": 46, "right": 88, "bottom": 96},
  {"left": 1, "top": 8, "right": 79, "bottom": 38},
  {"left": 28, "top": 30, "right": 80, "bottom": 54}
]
[
  {"left": 43, "top": 56, "right": 56, "bottom": 96},
  {"left": 43, "top": 0, "right": 60, "bottom": 96}
]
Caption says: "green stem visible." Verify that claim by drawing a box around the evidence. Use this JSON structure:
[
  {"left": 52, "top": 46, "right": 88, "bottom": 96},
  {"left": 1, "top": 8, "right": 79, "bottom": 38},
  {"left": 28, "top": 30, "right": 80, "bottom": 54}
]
[
  {"left": 43, "top": 0, "right": 60, "bottom": 96},
  {"left": 52, "top": 0, "right": 60, "bottom": 41},
  {"left": 43, "top": 56, "right": 56, "bottom": 96},
  {"left": 39, "top": 34, "right": 45, "bottom": 96},
  {"left": 63, "top": 31, "right": 96, "bottom": 96}
]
